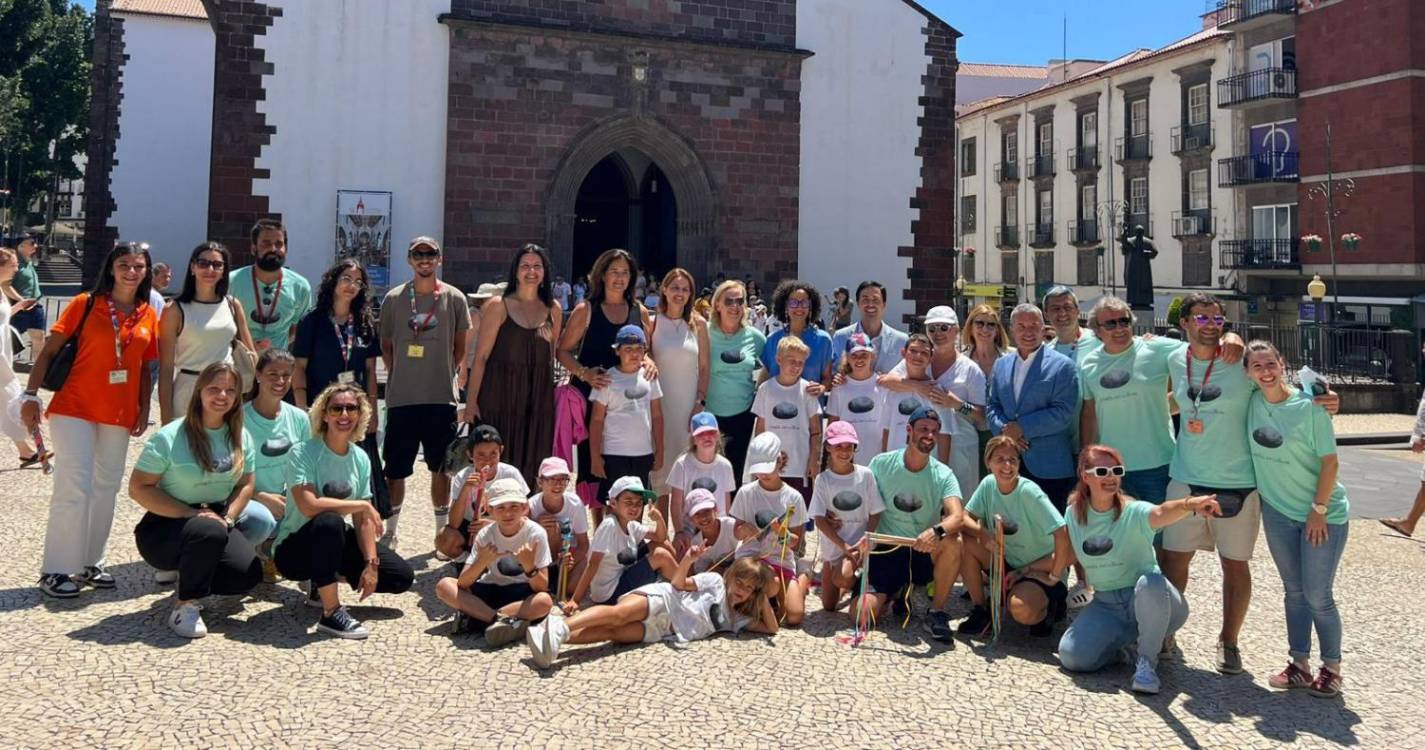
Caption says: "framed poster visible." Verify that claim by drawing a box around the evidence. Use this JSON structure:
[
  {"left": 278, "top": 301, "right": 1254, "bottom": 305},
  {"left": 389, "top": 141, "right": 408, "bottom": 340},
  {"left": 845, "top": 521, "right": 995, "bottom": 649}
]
[{"left": 336, "top": 190, "right": 392, "bottom": 296}]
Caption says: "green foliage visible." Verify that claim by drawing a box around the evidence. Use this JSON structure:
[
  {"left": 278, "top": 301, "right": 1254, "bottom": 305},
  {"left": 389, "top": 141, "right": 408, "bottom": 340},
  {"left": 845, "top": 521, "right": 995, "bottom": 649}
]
[{"left": 1166, "top": 295, "right": 1184, "bottom": 328}]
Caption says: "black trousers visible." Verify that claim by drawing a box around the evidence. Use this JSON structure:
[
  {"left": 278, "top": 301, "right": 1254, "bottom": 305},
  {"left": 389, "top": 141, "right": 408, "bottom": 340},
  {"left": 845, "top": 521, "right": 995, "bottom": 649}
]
[
  {"left": 273, "top": 511, "right": 414, "bottom": 593},
  {"left": 716, "top": 408, "right": 756, "bottom": 483},
  {"left": 1021, "top": 464, "right": 1078, "bottom": 515},
  {"left": 134, "top": 512, "right": 262, "bottom": 601},
  {"left": 596, "top": 453, "right": 654, "bottom": 507}
]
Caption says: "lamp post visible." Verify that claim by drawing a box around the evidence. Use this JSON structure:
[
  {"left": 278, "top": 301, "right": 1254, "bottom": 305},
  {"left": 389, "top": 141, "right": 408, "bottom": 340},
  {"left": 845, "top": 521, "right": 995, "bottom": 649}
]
[
  {"left": 1305, "top": 121, "right": 1355, "bottom": 323},
  {"left": 1307, "top": 273, "right": 1326, "bottom": 368},
  {"left": 954, "top": 274, "right": 967, "bottom": 320},
  {"left": 1094, "top": 198, "right": 1131, "bottom": 296}
]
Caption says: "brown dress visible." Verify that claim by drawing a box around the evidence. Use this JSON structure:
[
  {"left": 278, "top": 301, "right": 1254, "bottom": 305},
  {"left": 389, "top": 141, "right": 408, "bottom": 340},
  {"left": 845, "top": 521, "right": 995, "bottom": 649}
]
[{"left": 477, "top": 313, "right": 556, "bottom": 484}]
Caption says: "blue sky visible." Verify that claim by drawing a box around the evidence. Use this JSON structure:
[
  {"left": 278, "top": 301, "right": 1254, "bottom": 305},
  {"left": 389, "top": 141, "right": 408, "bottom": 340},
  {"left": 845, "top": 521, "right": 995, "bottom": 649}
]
[{"left": 73, "top": 0, "right": 1212, "bottom": 67}]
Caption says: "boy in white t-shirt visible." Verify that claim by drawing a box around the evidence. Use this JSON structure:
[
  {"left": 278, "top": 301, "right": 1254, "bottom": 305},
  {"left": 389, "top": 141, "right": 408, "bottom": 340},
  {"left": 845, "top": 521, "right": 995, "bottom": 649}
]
[
  {"left": 433, "top": 479, "right": 554, "bottom": 647},
  {"left": 590, "top": 325, "right": 665, "bottom": 513},
  {"left": 527, "top": 457, "right": 590, "bottom": 597},
  {"left": 437, "top": 424, "right": 530, "bottom": 561},
  {"left": 879, "top": 333, "right": 951, "bottom": 463},
  {"left": 809, "top": 420, "right": 885, "bottom": 615},
  {"left": 565, "top": 476, "right": 676, "bottom": 608},
  {"left": 730, "top": 432, "right": 810, "bottom": 627},
  {"left": 752, "top": 335, "right": 823, "bottom": 504}
]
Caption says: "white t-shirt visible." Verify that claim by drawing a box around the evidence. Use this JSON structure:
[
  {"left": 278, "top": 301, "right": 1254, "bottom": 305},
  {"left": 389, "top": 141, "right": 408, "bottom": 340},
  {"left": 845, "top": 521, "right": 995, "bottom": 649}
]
[
  {"left": 468, "top": 518, "right": 553, "bottom": 586},
  {"left": 591, "top": 369, "right": 664, "bottom": 457},
  {"left": 691, "top": 516, "right": 739, "bottom": 573},
  {"left": 450, "top": 462, "right": 530, "bottom": 521},
  {"left": 808, "top": 465, "right": 885, "bottom": 561},
  {"left": 729, "top": 481, "right": 808, "bottom": 562},
  {"left": 751, "top": 377, "right": 822, "bottom": 479},
  {"left": 632, "top": 572, "right": 750, "bottom": 643},
  {"left": 879, "top": 387, "right": 951, "bottom": 451},
  {"left": 826, "top": 374, "right": 885, "bottom": 465},
  {"left": 667, "top": 452, "right": 737, "bottom": 517},
  {"left": 588, "top": 516, "right": 651, "bottom": 603},
  {"left": 888, "top": 356, "right": 986, "bottom": 441},
  {"left": 527, "top": 491, "right": 590, "bottom": 536}
]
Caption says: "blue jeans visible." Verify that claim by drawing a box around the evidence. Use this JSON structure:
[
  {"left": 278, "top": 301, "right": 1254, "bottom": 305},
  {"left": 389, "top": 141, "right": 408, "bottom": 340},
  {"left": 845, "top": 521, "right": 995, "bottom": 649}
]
[
  {"left": 236, "top": 502, "right": 278, "bottom": 551},
  {"left": 1059, "top": 572, "right": 1189, "bottom": 671},
  {"left": 1122, "top": 464, "right": 1170, "bottom": 504},
  {"left": 1260, "top": 502, "right": 1348, "bottom": 663}
]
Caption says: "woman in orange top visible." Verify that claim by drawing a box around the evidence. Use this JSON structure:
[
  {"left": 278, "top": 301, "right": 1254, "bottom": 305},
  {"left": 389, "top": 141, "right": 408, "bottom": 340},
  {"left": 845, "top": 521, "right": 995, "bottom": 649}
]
[{"left": 24, "top": 242, "right": 159, "bottom": 598}]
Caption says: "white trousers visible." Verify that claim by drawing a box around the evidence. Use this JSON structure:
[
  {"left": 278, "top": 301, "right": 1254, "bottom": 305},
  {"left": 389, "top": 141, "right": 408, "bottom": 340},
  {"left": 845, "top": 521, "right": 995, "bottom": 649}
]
[{"left": 40, "top": 414, "right": 132, "bottom": 575}]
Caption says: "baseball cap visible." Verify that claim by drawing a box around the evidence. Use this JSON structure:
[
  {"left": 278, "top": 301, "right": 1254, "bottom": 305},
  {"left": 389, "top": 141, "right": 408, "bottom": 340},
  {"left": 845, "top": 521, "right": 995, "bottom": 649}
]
[
  {"left": 538, "top": 457, "right": 571, "bottom": 478},
  {"left": 690, "top": 411, "right": 720, "bottom": 437},
  {"left": 825, "top": 420, "right": 860, "bottom": 446},
  {"left": 685, "top": 488, "right": 718, "bottom": 517},
  {"left": 743, "top": 431, "right": 783, "bottom": 483},
  {"left": 845, "top": 332, "right": 875, "bottom": 355},
  {"left": 608, "top": 475, "right": 657, "bottom": 503},
  {"left": 408, "top": 236, "right": 441, "bottom": 254},
  {"left": 612, "top": 324, "right": 647, "bottom": 348},
  {"left": 485, "top": 478, "right": 528, "bottom": 507},
  {"left": 908, "top": 405, "right": 942, "bottom": 426},
  {"left": 925, "top": 306, "right": 959, "bottom": 327},
  {"left": 470, "top": 424, "right": 503, "bottom": 445}
]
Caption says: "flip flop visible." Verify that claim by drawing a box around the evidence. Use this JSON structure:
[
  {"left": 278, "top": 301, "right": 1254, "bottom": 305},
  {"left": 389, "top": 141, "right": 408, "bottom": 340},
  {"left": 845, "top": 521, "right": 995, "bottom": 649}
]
[{"left": 1379, "top": 518, "right": 1414, "bottom": 538}]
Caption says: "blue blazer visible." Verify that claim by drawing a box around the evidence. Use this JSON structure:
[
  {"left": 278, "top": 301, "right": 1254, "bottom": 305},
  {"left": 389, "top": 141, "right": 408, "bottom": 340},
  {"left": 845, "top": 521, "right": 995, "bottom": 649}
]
[{"left": 985, "top": 346, "right": 1080, "bottom": 479}]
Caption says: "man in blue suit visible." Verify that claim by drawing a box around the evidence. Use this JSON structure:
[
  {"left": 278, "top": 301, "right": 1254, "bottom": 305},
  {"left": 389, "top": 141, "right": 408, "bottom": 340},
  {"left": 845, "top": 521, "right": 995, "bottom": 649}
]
[{"left": 985, "top": 303, "right": 1080, "bottom": 512}]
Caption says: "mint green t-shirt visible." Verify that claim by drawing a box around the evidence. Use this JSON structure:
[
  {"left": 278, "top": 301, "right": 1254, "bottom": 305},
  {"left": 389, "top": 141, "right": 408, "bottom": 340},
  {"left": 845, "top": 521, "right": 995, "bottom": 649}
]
[
  {"left": 272, "top": 437, "right": 373, "bottom": 552},
  {"left": 1066, "top": 498, "right": 1158, "bottom": 592},
  {"left": 706, "top": 325, "right": 766, "bottom": 417},
  {"left": 135, "top": 420, "right": 256, "bottom": 506},
  {"left": 228, "top": 265, "right": 313, "bottom": 351},
  {"left": 964, "top": 475, "right": 1065, "bottom": 570},
  {"left": 1248, "top": 389, "right": 1349, "bottom": 524},
  {"left": 242, "top": 401, "right": 311, "bottom": 494},
  {"left": 1079, "top": 337, "right": 1184, "bottom": 471},
  {"left": 1168, "top": 349, "right": 1256, "bottom": 488},
  {"left": 868, "top": 449, "right": 961, "bottom": 539},
  {"left": 1052, "top": 327, "right": 1100, "bottom": 363}
]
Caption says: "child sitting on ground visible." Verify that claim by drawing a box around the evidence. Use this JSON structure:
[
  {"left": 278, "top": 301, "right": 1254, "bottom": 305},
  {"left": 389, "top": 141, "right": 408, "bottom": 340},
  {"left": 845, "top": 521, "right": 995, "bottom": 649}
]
[
  {"left": 565, "top": 476, "right": 676, "bottom": 611},
  {"left": 809, "top": 420, "right": 884, "bottom": 614},
  {"left": 527, "top": 457, "right": 590, "bottom": 598},
  {"left": 679, "top": 488, "right": 739, "bottom": 573},
  {"left": 438, "top": 425, "right": 529, "bottom": 561},
  {"left": 730, "top": 432, "right": 811, "bottom": 627}
]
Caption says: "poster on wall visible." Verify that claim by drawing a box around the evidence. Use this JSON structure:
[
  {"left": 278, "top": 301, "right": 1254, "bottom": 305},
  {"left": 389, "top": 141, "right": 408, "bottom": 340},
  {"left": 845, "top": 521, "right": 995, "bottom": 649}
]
[{"left": 336, "top": 190, "right": 392, "bottom": 296}]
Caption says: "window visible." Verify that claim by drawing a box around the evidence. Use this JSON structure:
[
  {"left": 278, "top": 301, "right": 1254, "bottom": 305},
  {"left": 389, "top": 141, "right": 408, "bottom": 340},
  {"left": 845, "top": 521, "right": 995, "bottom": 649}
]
[
  {"left": 1130, "top": 99, "right": 1148, "bottom": 137},
  {"left": 1187, "top": 84, "right": 1209, "bottom": 126},
  {"left": 961, "top": 253, "right": 976, "bottom": 281},
  {"left": 1038, "top": 122, "right": 1053, "bottom": 157},
  {"left": 960, "top": 195, "right": 977, "bottom": 234},
  {"left": 1189, "top": 169, "right": 1210, "bottom": 211},
  {"left": 1001, "top": 251, "right": 1020, "bottom": 284},
  {"left": 1251, "top": 204, "right": 1297, "bottom": 241},
  {"left": 1081, "top": 111, "right": 1098, "bottom": 148},
  {"left": 1130, "top": 177, "right": 1149, "bottom": 216},
  {"left": 1077, "top": 249, "right": 1099, "bottom": 286},
  {"left": 1037, "top": 189, "right": 1053, "bottom": 226},
  {"left": 960, "top": 138, "right": 977, "bottom": 177},
  {"left": 1003, "top": 194, "right": 1018, "bottom": 226},
  {"left": 1035, "top": 252, "right": 1054, "bottom": 285},
  {"left": 1004, "top": 131, "right": 1018, "bottom": 164},
  {"left": 1182, "top": 246, "right": 1211, "bottom": 287},
  {"left": 1080, "top": 183, "right": 1097, "bottom": 219}
]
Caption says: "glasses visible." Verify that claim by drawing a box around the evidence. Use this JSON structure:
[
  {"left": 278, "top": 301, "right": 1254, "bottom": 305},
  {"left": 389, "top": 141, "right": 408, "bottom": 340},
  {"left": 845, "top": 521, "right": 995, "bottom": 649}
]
[
  {"left": 1087, "top": 465, "right": 1127, "bottom": 477},
  {"left": 1099, "top": 317, "right": 1133, "bottom": 331},
  {"left": 972, "top": 319, "right": 999, "bottom": 329},
  {"left": 194, "top": 258, "right": 226, "bottom": 271},
  {"left": 326, "top": 403, "right": 360, "bottom": 415},
  {"left": 1193, "top": 314, "right": 1227, "bottom": 326},
  {"left": 787, "top": 299, "right": 810, "bottom": 309},
  {"left": 337, "top": 276, "right": 364, "bottom": 288},
  {"left": 926, "top": 324, "right": 954, "bottom": 334},
  {"left": 722, "top": 297, "right": 746, "bottom": 307},
  {"left": 410, "top": 250, "right": 440, "bottom": 260}
]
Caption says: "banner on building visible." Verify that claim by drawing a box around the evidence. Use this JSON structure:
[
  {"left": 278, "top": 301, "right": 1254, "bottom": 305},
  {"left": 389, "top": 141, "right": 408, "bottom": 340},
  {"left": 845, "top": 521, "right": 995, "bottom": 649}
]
[{"left": 336, "top": 190, "right": 392, "bottom": 295}]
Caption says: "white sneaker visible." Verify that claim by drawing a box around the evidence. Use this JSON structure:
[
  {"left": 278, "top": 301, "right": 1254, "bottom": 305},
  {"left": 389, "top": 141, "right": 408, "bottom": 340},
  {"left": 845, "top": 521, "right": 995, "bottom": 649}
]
[
  {"left": 154, "top": 569, "right": 178, "bottom": 585},
  {"left": 527, "top": 613, "right": 569, "bottom": 668},
  {"left": 167, "top": 602, "right": 207, "bottom": 639},
  {"left": 1131, "top": 655, "right": 1161, "bottom": 694},
  {"left": 1067, "top": 581, "right": 1094, "bottom": 610}
]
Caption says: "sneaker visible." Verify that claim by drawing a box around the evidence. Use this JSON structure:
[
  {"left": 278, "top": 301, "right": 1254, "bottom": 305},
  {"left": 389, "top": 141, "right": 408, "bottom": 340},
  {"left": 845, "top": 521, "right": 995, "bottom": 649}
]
[
  {"left": 485, "top": 616, "right": 530, "bottom": 648},
  {"left": 1216, "top": 642, "right": 1244, "bottom": 675},
  {"left": 38, "top": 573, "right": 81, "bottom": 599},
  {"left": 167, "top": 602, "right": 207, "bottom": 638},
  {"left": 527, "top": 612, "right": 569, "bottom": 668},
  {"left": 1131, "top": 655, "right": 1161, "bottom": 694},
  {"left": 78, "top": 565, "right": 116, "bottom": 589},
  {"left": 317, "top": 606, "right": 369, "bottom": 640},
  {"left": 1067, "top": 582, "right": 1094, "bottom": 610},
  {"left": 1308, "top": 666, "right": 1343, "bottom": 698},
  {"left": 1268, "top": 662, "right": 1313, "bottom": 690},
  {"left": 958, "top": 605, "right": 992, "bottom": 636},
  {"left": 1029, "top": 618, "right": 1054, "bottom": 638},
  {"left": 924, "top": 610, "right": 954, "bottom": 645},
  {"left": 153, "top": 569, "right": 178, "bottom": 585}
]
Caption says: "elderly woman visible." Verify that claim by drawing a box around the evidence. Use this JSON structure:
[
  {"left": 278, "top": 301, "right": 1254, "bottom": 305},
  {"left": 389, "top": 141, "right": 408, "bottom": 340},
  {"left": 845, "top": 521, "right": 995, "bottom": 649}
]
[{"left": 704, "top": 280, "right": 766, "bottom": 480}]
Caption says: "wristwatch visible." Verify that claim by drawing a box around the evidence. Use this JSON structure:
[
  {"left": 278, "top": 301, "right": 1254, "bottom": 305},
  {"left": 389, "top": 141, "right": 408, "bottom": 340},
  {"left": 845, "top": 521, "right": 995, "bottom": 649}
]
[
  {"left": 957, "top": 402, "right": 974, "bottom": 416},
  {"left": 933, "top": 525, "right": 947, "bottom": 540},
  {"left": 1311, "top": 503, "right": 1328, "bottom": 516}
]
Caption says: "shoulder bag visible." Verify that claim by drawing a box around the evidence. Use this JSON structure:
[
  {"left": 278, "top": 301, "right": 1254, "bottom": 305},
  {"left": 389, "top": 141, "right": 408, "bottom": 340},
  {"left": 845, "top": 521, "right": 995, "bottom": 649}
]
[{"left": 41, "top": 294, "right": 99, "bottom": 392}]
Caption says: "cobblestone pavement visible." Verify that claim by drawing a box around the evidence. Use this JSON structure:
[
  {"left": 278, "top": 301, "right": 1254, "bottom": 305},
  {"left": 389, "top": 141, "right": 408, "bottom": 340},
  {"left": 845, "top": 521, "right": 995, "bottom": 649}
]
[
  {"left": 1332, "top": 412, "right": 1416, "bottom": 436},
  {"left": 1, "top": 437, "right": 1421, "bottom": 749}
]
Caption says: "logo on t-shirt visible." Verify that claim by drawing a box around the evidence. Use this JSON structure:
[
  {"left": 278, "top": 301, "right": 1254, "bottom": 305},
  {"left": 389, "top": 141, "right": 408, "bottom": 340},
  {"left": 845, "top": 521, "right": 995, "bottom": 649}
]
[
  {"left": 1186, "top": 384, "right": 1222, "bottom": 402},
  {"left": 897, "top": 397, "right": 920, "bottom": 416},
  {"left": 1099, "top": 370, "right": 1132, "bottom": 389},
  {"left": 709, "top": 602, "right": 728, "bottom": 630},
  {"left": 211, "top": 455, "right": 235, "bottom": 473},
  {"left": 624, "top": 385, "right": 650, "bottom": 400},
  {"left": 772, "top": 402, "right": 800, "bottom": 419},
  {"left": 832, "top": 491, "right": 863, "bottom": 511},
  {"left": 753, "top": 509, "right": 779, "bottom": 528},
  {"left": 616, "top": 547, "right": 642, "bottom": 566},
  {"left": 495, "top": 557, "right": 525, "bottom": 577},
  {"left": 892, "top": 493, "right": 923, "bottom": 513},
  {"left": 847, "top": 396, "right": 876, "bottom": 414},
  {"left": 322, "top": 480, "right": 353, "bottom": 499},
  {"left": 261, "top": 438, "right": 292, "bottom": 457},
  {"left": 1252, "top": 426, "right": 1284, "bottom": 449},
  {"left": 691, "top": 477, "right": 719, "bottom": 493},
  {"left": 720, "top": 350, "right": 746, "bottom": 364},
  {"left": 1081, "top": 535, "right": 1114, "bottom": 556}
]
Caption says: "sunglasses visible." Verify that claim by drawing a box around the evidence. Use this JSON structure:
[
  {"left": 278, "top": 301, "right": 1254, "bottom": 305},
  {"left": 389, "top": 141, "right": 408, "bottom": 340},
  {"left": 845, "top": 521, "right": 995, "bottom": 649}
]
[
  {"left": 251, "top": 310, "right": 280, "bottom": 325},
  {"left": 926, "top": 324, "right": 954, "bottom": 333},
  {"left": 1099, "top": 317, "right": 1133, "bottom": 331},
  {"left": 326, "top": 403, "right": 360, "bottom": 415},
  {"left": 972, "top": 319, "right": 999, "bottom": 329},
  {"left": 1193, "top": 314, "right": 1227, "bottom": 326},
  {"left": 193, "top": 258, "right": 226, "bottom": 271},
  {"left": 722, "top": 297, "right": 746, "bottom": 307},
  {"left": 1086, "top": 465, "right": 1127, "bottom": 477},
  {"left": 410, "top": 250, "right": 440, "bottom": 260}
]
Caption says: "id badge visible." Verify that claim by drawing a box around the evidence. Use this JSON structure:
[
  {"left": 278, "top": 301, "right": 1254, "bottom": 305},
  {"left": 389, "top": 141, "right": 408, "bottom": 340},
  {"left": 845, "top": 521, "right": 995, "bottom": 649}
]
[
  {"left": 1186, "top": 419, "right": 1204, "bottom": 435},
  {"left": 407, "top": 344, "right": 425, "bottom": 359},
  {"left": 109, "top": 369, "right": 129, "bottom": 385},
  {"left": 337, "top": 371, "right": 356, "bottom": 385}
]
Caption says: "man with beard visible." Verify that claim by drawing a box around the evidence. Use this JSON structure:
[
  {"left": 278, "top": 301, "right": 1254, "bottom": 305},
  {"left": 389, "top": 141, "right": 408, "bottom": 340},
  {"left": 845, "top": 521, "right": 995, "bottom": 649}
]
[
  {"left": 863, "top": 406, "right": 964, "bottom": 644},
  {"left": 378, "top": 237, "right": 471, "bottom": 550},
  {"left": 831, "top": 281, "right": 909, "bottom": 374},
  {"left": 229, "top": 219, "right": 313, "bottom": 353}
]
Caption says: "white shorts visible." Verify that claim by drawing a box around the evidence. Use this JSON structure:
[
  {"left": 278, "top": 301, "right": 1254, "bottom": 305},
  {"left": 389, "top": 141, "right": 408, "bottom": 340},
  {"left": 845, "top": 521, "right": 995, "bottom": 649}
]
[
  {"left": 636, "top": 591, "right": 673, "bottom": 643},
  {"left": 1161, "top": 480, "right": 1261, "bottom": 561}
]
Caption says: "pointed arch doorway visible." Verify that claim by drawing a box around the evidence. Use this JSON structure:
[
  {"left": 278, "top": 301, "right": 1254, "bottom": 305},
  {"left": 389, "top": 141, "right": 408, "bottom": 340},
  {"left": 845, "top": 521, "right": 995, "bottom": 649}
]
[{"left": 572, "top": 150, "right": 679, "bottom": 282}]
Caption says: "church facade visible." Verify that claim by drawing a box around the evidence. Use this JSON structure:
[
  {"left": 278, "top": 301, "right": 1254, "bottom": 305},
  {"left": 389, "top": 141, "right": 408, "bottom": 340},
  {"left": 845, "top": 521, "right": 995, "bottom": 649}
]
[{"left": 86, "top": 0, "right": 959, "bottom": 324}]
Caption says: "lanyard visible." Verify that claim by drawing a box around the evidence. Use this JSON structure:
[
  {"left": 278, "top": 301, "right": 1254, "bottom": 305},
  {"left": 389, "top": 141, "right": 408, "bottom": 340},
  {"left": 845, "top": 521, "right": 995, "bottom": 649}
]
[
  {"left": 106, "top": 297, "right": 139, "bottom": 366},
  {"left": 251, "top": 271, "right": 284, "bottom": 331},
  {"left": 409, "top": 282, "right": 439, "bottom": 343},
  {"left": 1186, "top": 346, "right": 1218, "bottom": 417},
  {"left": 331, "top": 314, "right": 355, "bottom": 367}
]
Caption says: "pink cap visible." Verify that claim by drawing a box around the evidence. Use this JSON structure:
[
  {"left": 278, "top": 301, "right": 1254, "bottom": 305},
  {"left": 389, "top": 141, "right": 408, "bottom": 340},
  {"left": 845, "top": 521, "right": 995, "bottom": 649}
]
[
  {"left": 825, "top": 420, "right": 860, "bottom": 446},
  {"left": 538, "top": 457, "right": 572, "bottom": 478},
  {"left": 685, "top": 488, "right": 718, "bottom": 517}
]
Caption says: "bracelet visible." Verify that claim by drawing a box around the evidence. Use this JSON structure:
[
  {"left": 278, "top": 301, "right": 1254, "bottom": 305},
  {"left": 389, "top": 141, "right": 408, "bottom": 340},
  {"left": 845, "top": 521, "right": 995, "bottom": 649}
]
[{"left": 366, "top": 558, "right": 379, "bottom": 568}]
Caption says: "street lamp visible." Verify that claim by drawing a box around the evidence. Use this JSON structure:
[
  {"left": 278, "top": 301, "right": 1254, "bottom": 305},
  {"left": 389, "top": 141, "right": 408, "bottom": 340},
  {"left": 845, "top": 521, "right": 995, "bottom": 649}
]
[
  {"left": 1307, "top": 274, "right": 1326, "bottom": 368},
  {"left": 954, "top": 275, "right": 967, "bottom": 319}
]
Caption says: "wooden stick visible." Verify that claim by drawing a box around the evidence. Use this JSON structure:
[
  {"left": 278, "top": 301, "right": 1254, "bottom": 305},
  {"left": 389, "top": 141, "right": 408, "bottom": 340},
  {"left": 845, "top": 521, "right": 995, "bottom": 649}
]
[{"left": 865, "top": 532, "right": 919, "bottom": 548}]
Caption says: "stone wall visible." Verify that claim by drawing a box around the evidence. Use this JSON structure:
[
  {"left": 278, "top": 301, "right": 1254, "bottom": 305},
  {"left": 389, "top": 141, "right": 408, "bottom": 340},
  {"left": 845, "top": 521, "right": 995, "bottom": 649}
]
[
  {"left": 450, "top": 0, "right": 798, "bottom": 49},
  {"left": 80, "top": 0, "right": 124, "bottom": 283}
]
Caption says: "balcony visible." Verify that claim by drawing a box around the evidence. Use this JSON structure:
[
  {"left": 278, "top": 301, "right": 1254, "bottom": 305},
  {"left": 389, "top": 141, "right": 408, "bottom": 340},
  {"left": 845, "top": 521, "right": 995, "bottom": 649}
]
[
  {"left": 1171, "top": 124, "right": 1213, "bottom": 155},
  {"left": 1067, "top": 146, "right": 1099, "bottom": 172},
  {"left": 1026, "top": 222, "right": 1055, "bottom": 248},
  {"left": 994, "top": 161, "right": 1020, "bottom": 183},
  {"left": 1215, "top": 0, "right": 1297, "bottom": 30},
  {"left": 1220, "top": 238, "right": 1300, "bottom": 270},
  {"left": 1115, "top": 134, "right": 1152, "bottom": 162},
  {"left": 1171, "top": 209, "right": 1215, "bottom": 238},
  {"left": 1219, "top": 152, "right": 1299, "bottom": 186},
  {"left": 1219, "top": 67, "right": 1297, "bottom": 107},
  {"left": 995, "top": 225, "right": 1020, "bottom": 248},
  {"left": 1068, "top": 219, "right": 1100, "bottom": 245},
  {"left": 1120, "top": 215, "right": 1154, "bottom": 239},
  {"left": 1029, "top": 154, "right": 1056, "bottom": 179}
]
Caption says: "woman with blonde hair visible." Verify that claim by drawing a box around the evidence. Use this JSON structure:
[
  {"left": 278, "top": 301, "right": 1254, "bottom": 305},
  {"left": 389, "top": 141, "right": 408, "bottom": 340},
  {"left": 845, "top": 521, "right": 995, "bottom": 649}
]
[
  {"left": 962, "top": 303, "right": 1009, "bottom": 476},
  {"left": 703, "top": 280, "right": 765, "bottom": 479},
  {"left": 649, "top": 268, "right": 711, "bottom": 500}
]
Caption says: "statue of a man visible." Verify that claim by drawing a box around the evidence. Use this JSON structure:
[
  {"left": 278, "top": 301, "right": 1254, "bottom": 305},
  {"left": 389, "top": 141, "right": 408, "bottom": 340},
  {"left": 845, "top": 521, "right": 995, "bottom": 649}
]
[{"left": 1120, "top": 224, "right": 1158, "bottom": 310}]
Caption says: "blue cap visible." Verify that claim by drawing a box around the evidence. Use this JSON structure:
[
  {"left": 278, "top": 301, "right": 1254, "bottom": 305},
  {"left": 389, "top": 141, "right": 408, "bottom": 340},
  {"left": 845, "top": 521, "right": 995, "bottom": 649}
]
[
  {"left": 690, "top": 411, "right": 719, "bottom": 436},
  {"left": 613, "top": 324, "right": 647, "bottom": 348},
  {"left": 908, "top": 405, "right": 941, "bottom": 425}
]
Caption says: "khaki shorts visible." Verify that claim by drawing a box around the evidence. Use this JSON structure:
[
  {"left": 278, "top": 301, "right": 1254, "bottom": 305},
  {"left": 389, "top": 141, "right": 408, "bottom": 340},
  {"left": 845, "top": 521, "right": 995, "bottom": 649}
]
[{"left": 1161, "top": 480, "right": 1261, "bottom": 562}]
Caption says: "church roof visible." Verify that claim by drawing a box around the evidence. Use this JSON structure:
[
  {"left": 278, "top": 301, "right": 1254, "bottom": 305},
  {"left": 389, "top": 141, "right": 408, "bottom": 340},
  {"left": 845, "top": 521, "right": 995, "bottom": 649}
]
[{"left": 111, "top": 0, "right": 208, "bottom": 21}]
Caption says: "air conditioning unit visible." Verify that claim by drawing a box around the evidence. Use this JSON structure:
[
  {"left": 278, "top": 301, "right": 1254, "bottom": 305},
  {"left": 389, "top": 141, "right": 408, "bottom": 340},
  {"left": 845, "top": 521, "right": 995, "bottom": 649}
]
[{"left": 1176, "top": 216, "right": 1202, "bottom": 236}]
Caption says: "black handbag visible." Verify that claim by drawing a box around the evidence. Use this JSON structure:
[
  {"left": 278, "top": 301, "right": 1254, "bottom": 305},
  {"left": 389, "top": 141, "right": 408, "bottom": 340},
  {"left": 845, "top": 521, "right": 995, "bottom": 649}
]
[{"left": 41, "top": 294, "right": 99, "bottom": 392}]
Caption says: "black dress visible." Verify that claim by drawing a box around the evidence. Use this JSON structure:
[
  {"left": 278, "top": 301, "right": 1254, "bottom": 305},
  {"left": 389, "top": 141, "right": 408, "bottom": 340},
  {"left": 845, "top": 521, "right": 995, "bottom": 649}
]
[{"left": 477, "top": 313, "right": 555, "bottom": 485}]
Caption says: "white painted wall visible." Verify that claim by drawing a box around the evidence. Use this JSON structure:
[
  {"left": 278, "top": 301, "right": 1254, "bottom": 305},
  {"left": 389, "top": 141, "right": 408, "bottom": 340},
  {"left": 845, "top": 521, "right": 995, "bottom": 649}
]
[
  {"left": 797, "top": 0, "right": 927, "bottom": 325},
  {"left": 254, "top": 0, "right": 451, "bottom": 287},
  {"left": 109, "top": 13, "right": 213, "bottom": 272}
]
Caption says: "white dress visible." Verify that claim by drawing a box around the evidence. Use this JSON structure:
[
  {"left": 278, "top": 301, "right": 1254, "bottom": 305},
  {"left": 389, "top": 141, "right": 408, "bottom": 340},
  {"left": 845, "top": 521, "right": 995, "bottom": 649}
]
[
  {"left": 649, "top": 313, "right": 700, "bottom": 493},
  {"left": 170, "top": 299, "right": 236, "bottom": 415},
  {"left": 0, "top": 295, "right": 28, "bottom": 441}
]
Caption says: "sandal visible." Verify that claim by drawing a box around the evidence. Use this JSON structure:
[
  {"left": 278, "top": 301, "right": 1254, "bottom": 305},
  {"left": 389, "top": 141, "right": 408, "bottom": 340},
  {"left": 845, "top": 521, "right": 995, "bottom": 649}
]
[{"left": 1379, "top": 518, "right": 1414, "bottom": 538}]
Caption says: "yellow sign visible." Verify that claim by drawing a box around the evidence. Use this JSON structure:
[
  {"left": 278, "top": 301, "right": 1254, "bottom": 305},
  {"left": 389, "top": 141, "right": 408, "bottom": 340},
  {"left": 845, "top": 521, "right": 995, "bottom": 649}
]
[{"left": 962, "top": 284, "right": 1003, "bottom": 297}]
